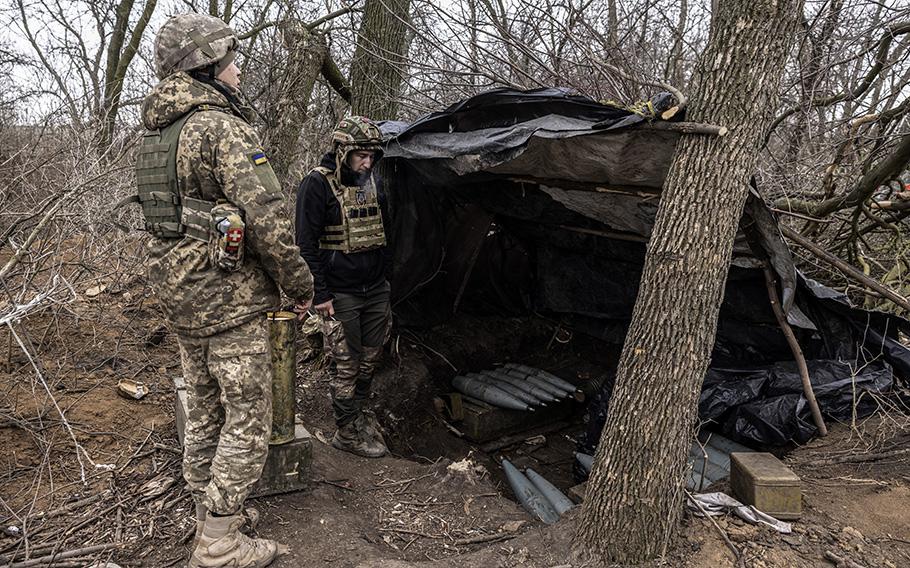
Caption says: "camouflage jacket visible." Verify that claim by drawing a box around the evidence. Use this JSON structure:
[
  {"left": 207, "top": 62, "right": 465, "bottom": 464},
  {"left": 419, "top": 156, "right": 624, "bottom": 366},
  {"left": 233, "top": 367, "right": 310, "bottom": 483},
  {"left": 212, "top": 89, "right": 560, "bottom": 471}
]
[{"left": 141, "top": 72, "right": 313, "bottom": 338}]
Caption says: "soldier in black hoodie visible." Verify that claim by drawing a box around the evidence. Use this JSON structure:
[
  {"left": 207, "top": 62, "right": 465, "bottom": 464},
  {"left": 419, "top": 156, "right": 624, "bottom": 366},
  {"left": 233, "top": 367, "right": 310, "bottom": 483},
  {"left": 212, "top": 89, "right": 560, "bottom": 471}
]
[{"left": 295, "top": 116, "right": 391, "bottom": 457}]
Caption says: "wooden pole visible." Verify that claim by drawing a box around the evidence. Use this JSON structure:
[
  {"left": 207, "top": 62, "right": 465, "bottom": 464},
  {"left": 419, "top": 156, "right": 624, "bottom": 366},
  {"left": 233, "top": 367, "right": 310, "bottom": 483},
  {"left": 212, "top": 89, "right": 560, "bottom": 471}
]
[{"left": 763, "top": 264, "right": 828, "bottom": 437}]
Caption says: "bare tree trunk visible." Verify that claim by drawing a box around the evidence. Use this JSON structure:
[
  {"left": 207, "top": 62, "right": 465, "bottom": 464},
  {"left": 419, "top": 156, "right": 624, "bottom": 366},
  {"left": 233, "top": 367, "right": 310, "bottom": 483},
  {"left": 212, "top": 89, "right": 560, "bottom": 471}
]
[
  {"left": 607, "top": 0, "right": 618, "bottom": 47},
  {"left": 468, "top": 0, "right": 479, "bottom": 86},
  {"left": 350, "top": 0, "right": 411, "bottom": 120},
  {"left": 665, "top": 0, "right": 687, "bottom": 87},
  {"left": 264, "top": 21, "right": 327, "bottom": 185},
  {"left": 571, "top": 0, "right": 803, "bottom": 564},
  {"left": 99, "top": 0, "right": 157, "bottom": 152}
]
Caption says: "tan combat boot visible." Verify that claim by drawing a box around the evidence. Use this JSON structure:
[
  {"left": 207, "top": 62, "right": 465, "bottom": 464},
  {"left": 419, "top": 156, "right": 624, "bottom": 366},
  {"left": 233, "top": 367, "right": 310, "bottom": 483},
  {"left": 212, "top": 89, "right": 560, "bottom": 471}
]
[
  {"left": 332, "top": 420, "right": 387, "bottom": 458},
  {"left": 192, "top": 503, "right": 259, "bottom": 549},
  {"left": 188, "top": 512, "right": 282, "bottom": 568}
]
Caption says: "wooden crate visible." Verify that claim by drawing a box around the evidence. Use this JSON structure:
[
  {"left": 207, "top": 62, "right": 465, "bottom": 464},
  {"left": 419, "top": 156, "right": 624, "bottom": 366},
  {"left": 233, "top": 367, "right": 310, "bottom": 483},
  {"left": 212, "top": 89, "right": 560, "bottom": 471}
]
[{"left": 446, "top": 393, "right": 576, "bottom": 442}]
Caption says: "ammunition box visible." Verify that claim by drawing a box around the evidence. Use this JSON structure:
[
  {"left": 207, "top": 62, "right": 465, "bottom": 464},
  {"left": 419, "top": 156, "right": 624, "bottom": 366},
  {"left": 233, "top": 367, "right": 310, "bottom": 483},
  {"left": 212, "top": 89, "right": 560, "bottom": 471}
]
[
  {"left": 730, "top": 452, "right": 801, "bottom": 519},
  {"left": 453, "top": 394, "right": 574, "bottom": 442}
]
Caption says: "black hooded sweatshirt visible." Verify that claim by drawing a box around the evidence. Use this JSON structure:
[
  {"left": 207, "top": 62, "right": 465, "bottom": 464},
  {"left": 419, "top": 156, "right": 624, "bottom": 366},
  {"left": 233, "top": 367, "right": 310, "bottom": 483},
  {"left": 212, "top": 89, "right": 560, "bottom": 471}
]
[{"left": 295, "top": 152, "right": 390, "bottom": 305}]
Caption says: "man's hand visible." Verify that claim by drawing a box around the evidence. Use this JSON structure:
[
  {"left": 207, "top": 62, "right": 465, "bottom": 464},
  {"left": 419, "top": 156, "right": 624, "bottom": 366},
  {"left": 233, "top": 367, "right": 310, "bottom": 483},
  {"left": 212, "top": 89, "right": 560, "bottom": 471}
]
[
  {"left": 293, "top": 299, "right": 313, "bottom": 321},
  {"left": 314, "top": 300, "right": 335, "bottom": 317}
]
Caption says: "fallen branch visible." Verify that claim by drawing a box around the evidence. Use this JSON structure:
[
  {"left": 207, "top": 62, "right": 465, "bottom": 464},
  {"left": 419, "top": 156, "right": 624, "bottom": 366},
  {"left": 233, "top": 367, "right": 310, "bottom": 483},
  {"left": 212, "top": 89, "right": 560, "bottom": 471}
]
[
  {"left": 769, "top": 208, "right": 834, "bottom": 224},
  {"left": 453, "top": 532, "right": 517, "bottom": 546},
  {"left": 32, "top": 491, "right": 109, "bottom": 520},
  {"left": 805, "top": 448, "right": 910, "bottom": 467},
  {"left": 780, "top": 225, "right": 910, "bottom": 314},
  {"left": 685, "top": 491, "right": 743, "bottom": 567},
  {"left": 5, "top": 543, "right": 119, "bottom": 568},
  {"left": 453, "top": 216, "right": 494, "bottom": 315},
  {"left": 638, "top": 121, "right": 727, "bottom": 136},
  {"left": 480, "top": 421, "right": 570, "bottom": 453},
  {"left": 152, "top": 443, "right": 182, "bottom": 455},
  {"left": 378, "top": 527, "right": 443, "bottom": 539},
  {"left": 6, "top": 322, "right": 93, "bottom": 482},
  {"left": 318, "top": 479, "right": 354, "bottom": 492},
  {"left": 371, "top": 472, "right": 435, "bottom": 490},
  {"left": 117, "top": 429, "right": 155, "bottom": 474}
]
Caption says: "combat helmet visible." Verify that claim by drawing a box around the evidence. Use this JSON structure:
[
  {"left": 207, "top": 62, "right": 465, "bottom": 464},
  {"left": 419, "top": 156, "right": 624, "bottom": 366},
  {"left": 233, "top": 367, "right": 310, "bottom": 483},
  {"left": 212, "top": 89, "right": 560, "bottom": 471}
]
[
  {"left": 332, "top": 116, "right": 384, "bottom": 169},
  {"left": 154, "top": 13, "right": 238, "bottom": 79}
]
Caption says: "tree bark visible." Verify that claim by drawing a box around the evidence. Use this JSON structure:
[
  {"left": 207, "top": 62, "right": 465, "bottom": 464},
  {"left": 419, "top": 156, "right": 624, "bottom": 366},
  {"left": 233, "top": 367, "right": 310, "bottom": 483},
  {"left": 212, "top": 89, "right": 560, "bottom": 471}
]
[
  {"left": 321, "top": 55, "right": 353, "bottom": 103},
  {"left": 571, "top": 0, "right": 803, "bottom": 564},
  {"left": 263, "top": 21, "right": 327, "bottom": 185},
  {"left": 350, "top": 0, "right": 411, "bottom": 120}
]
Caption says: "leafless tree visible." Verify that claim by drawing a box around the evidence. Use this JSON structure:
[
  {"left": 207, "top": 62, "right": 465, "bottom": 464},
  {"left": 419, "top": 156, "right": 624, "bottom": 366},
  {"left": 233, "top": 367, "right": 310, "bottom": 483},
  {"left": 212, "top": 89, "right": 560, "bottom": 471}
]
[
  {"left": 572, "top": 0, "right": 804, "bottom": 562},
  {"left": 7, "top": 0, "right": 158, "bottom": 152}
]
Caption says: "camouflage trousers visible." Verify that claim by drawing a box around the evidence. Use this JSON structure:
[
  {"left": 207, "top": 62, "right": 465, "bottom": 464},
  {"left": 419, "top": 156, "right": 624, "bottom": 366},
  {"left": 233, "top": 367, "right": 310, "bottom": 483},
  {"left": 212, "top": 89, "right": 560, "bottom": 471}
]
[
  {"left": 176, "top": 316, "right": 271, "bottom": 515},
  {"left": 322, "top": 281, "right": 392, "bottom": 426}
]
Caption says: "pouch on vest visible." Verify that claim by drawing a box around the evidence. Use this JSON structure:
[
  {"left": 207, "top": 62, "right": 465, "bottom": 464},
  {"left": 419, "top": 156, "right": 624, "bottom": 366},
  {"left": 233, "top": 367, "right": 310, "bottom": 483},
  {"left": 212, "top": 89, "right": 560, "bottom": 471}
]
[
  {"left": 114, "top": 108, "right": 214, "bottom": 240},
  {"left": 208, "top": 202, "right": 245, "bottom": 272}
]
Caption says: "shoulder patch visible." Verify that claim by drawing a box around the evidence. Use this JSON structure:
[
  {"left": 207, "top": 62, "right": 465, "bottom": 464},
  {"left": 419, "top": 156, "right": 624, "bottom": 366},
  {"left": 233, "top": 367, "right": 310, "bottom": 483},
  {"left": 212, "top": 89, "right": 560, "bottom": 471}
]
[{"left": 250, "top": 151, "right": 268, "bottom": 166}]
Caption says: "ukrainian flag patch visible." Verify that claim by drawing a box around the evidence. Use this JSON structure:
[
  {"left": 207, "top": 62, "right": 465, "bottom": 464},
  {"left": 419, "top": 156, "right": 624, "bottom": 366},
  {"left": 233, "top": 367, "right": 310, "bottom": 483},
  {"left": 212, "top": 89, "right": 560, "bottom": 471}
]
[{"left": 251, "top": 151, "right": 268, "bottom": 165}]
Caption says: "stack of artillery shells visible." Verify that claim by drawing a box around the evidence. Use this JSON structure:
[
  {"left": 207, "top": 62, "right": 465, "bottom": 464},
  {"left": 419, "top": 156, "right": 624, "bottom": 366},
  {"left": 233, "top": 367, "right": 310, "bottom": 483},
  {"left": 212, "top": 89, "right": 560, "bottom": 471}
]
[{"left": 450, "top": 364, "right": 580, "bottom": 411}]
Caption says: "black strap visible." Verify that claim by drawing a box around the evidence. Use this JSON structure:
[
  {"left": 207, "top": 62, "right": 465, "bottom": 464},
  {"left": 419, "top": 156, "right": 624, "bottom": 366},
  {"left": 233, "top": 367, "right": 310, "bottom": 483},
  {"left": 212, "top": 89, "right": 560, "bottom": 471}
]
[{"left": 110, "top": 195, "right": 141, "bottom": 233}]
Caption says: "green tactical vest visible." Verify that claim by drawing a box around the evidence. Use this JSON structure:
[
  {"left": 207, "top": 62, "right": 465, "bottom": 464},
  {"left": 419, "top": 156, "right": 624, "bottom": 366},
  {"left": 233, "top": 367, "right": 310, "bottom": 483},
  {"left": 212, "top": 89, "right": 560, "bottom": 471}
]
[
  {"left": 116, "top": 107, "right": 215, "bottom": 241},
  {"left": 314, "top": 166, "right": 386, "bottom": 253}
]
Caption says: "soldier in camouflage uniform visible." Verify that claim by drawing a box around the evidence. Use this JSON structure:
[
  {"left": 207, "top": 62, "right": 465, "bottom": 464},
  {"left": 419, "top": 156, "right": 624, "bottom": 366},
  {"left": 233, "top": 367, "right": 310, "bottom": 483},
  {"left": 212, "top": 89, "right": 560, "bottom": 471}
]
[
  {"left": 295, "top": 117, "right": 392, "bottom": 458},
  {"left": 139, "top": 13, "right": 313, "bottom": 568}
]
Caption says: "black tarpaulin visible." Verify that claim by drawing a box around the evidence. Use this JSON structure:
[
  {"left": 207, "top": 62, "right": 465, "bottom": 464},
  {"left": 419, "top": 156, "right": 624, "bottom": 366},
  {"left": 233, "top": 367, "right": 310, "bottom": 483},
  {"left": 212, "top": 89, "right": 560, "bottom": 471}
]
[{"left": 377, "top": 86, "right": 910, "bottom": 449}]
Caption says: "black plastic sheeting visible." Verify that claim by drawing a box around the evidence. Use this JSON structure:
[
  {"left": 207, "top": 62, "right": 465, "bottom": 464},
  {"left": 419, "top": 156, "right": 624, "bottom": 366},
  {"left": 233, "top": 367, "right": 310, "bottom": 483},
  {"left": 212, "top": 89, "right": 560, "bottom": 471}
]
[
  {"left": 576, "top": 359, "right": 894, "bottom": 481},
  {"left": 576, "top": 269, "right": 910, "bottom": 460},
  {"left": 383, "top": 87, "right": 642, "bottom": 150},
  {"left": 375, "top": 86, "right": 910, "bottom": 462},
  {"left": 701, "top": 360, "right": 893, "bottom": 445},
  {"left": 382, "top": 88, "right": 797, "bottom": 329}
]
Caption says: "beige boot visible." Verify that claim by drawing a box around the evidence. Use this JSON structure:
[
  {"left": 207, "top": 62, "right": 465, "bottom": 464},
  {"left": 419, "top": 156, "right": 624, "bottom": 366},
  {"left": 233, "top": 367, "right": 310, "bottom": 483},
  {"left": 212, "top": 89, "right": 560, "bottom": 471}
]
[
  {"left": 192, "top": 503, "right": 259, "bottom": 549},
  {"left": 188, "top": 512, "right": 282, "bottom": 568}
]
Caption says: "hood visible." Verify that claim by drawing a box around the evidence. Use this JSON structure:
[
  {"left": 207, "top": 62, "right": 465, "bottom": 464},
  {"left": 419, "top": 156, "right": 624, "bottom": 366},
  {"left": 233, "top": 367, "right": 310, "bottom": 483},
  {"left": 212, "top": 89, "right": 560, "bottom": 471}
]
[
  {"left": 319, "top": 152, "right": 336, "bottom": 171},
  {"left": 141, "top": 72, "right": 231, "bottom": 130}
]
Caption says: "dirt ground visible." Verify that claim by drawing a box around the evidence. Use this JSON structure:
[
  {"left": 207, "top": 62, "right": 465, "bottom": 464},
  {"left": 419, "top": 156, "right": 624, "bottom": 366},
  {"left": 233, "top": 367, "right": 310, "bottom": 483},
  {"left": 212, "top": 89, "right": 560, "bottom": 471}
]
[{"left": 2, "top": 281, "right": 910, "bottom": 568}]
